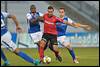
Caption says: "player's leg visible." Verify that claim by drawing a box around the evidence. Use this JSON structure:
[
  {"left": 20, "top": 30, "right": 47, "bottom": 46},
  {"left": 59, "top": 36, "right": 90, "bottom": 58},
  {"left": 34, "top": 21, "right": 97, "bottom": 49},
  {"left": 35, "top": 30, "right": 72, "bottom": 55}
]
[
  {"left": 62, "top": 36, "right": 79, "bottom": 63},
  {"left": 29, "top": 31, "right": 43, "bottom": 49},
  {"left": 32, "top": 31, "right": 45, "bottom": 62},
  {"left": 38, "top": 33, "right": 48, "bottom": 62},
  {"left": 29, "top": 31, "right": 43, "bottom": 44},
  {"left": 52, "top": 45, "right": 62, "bottom": 62},
  {"left": 43, "top": 42, "right": 48, "bottom": 50},
  {"left": 38, "top": 39, "right": 46, "bottom": 62},
  {"left": 63, "top": 42, "right": 79, "bottom": 63},
  {"left": 43, "top": 38, "right": 62, "bottom": 62},
  {"left": 50, "top": 36, "right": 62, "bottom": 62},
  {"left": 49, "top": 36, "right": 79, "bottom": 63},
  {"left": 43, "top": 35, "right": 62, "bottom": 62},
  {"left": 1, "top": 31, "right": 40, "bottom": 65},
  {"left": 1, "top": 49, "right": 10, "bottom": 66}
]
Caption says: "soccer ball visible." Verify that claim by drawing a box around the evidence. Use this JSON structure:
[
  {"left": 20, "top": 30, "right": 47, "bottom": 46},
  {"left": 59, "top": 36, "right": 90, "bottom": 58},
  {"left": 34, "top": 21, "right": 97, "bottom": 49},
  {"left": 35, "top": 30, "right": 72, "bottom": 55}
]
[{"left": 43, "top": 56, "right": 51, "bottom": 64}]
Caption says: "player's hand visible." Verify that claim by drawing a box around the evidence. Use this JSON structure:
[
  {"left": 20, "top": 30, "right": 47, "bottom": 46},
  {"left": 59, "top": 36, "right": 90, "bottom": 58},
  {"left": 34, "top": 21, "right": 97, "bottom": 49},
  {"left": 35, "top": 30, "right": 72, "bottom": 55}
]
[
  {"left": 37, "top": 16, "right": 44, "bottom": 22},
  {"left": 82, "top": 25, "right": 91, "bottom": 31},
  {"left": 16, "top": 26, "right": 23, "bottom": 33}
]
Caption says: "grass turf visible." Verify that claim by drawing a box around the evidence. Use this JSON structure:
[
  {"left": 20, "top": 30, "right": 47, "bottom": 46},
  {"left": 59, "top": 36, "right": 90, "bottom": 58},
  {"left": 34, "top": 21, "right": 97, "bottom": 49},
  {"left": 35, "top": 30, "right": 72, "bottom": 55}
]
[{"left": 1, "top": 47, "right": 99, "bottom": 66}]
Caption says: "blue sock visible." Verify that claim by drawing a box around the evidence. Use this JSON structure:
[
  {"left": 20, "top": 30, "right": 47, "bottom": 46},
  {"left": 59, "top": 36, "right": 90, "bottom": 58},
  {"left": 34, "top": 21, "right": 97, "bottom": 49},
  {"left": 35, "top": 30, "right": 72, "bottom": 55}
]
[
  {"left": 1, "top": 49, "right": 8, "bottom": 62},
  {"left": 67, "top": 48, "right": 76, "bottom": 60},
  {"left": 17, "top": 51, "right": 34, "bottom": 63}
]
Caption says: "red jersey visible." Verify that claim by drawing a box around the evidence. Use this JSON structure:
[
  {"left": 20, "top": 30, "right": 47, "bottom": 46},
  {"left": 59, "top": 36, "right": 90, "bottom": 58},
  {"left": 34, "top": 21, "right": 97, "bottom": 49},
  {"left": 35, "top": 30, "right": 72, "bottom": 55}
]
[{"left": 43, "top": 13, "right": 63, "bottom": 35}]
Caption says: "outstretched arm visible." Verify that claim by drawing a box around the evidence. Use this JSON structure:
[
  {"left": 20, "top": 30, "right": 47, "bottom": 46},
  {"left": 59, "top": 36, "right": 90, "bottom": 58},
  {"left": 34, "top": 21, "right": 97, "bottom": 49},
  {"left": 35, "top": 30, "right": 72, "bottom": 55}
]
[
  {"left": 8, "top": 15, "right": 22, "bottom": 32},
  {"left": 64, "top": 21, "right": 91, "bottom": 31},
  {"left": 63, "top": 17, "right": 91, "bottom": 31}
]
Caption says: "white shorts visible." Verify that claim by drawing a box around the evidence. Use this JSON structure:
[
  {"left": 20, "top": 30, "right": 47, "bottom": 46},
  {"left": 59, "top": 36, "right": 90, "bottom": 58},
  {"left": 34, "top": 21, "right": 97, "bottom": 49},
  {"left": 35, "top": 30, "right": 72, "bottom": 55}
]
[
  {"left": 29, "top": 31, "right": 43, "bottom": 43},
  {"left": 1, "top": 31, "right": 17, "bottom": 51},
  {"left": 57, "top": 36, "right": 70, "bottom": 46}
]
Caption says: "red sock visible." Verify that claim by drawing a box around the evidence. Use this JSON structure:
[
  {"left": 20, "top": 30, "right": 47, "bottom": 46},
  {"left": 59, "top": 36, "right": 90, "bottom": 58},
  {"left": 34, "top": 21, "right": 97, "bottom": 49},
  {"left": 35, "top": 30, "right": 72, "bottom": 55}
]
[{"left": 39, "top": 47, "right": 44, "bottom": 61}]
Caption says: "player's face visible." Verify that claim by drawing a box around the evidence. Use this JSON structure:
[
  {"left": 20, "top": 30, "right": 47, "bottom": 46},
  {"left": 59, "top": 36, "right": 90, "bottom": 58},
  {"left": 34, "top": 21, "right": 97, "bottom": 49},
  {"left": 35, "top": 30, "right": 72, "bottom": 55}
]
[
  {"left": 59, "top": 9, "right": 65, "bottom": 17},
  {"left": 48, "top": 9, "right": 54, "bottom": 17},
  {"left": 30, "top": 8, "right": 36, "bottom": 13}
]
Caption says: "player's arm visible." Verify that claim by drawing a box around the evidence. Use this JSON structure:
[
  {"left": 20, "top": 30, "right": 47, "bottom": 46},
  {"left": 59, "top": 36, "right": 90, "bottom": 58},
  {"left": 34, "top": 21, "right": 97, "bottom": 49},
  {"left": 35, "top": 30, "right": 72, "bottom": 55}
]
[
  {"left": 61, "top": 17, "right": 77, "bottom": 27},
  {"left": 64, "top": 21, "right": 91, "bottom": 31},
  {"left": 56, "top": 17, "right": 64, "bottom": 23},
  {"left": 8, "top": 14, "right": 22, "bottom": 32},
  {"left": 63, "top": 17, "right": 91, "bottom": 31},
  {"left": 63, "top": 21, "right": 75, "bottom": 27},
  {"left": 38, "top": 12, "right": 44, "bottom": 22},
  {"left": 37, "top": 16, "right": 44, "bottom": 22},
  {"left": 71, "top": 22, "right": 91, "bottom": 31},
  {"left": 56, "top": 17, "right": 75, "bottom": 27},
  {"left": 37, "top": 12, "right": 44, "bottom": 22},
  {"left": 64, "top": 20, "right": 91, "bottom": 31}
]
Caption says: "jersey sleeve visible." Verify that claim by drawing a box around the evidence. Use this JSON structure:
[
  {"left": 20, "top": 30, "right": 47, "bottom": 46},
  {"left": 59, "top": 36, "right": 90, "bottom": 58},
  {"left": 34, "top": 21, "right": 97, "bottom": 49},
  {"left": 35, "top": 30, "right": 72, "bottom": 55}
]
[
  {"left": 26, "top": 13, "right": 32, "bottom": 20},
  {"left": 64, "top": 16, "right": 75, "bottom": 24},
  {"left": 63, "top": 17, "right": 68, "bottom": 22},
  {"left": 68, "top": 17, "right": 74, "bottom": 23},
  {"left": 2, "top": 12, "right": 10, "bottom": 18},
  {"left": 56, "top": 17, "right": 63, "bottom": 23},
  {"left": 39, "top": 12, "right": 43, "bottom": 16}
]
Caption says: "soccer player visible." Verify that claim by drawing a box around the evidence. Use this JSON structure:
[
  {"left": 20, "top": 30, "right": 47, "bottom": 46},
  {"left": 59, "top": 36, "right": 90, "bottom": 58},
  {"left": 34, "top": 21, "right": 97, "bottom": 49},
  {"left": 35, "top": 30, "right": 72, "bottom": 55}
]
[
  {"left": 1, "top": 49, "right": 10, "bottom": 66},
  {"left": 1, "top": 11, "right": 40, "bottom": 66},
  {"left": 44, "top": 7, "right": 91, "bottom": 63},
  {"left": 26, "top": 4, "right": 43, "bottom": 46},
  {"left": 38, "top": 6, "right": 71, "bottom": 63}
]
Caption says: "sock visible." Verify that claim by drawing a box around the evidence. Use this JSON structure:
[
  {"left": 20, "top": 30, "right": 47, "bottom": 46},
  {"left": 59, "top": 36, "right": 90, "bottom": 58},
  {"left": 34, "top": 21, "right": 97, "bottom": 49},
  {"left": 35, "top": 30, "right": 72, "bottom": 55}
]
[
  {"left": 4, "top": 61, "right": 9, "bottom": 64},
  {"left": 67, "top": 48, "right": 76, "bottom": 60},
  {"left": 1, "top": 49, "right": 8, "bottom": 62},
  {"left": 54, "top": 50, "right": 59, "bottom": 57},
  {"left": 39, "top": 47, "right": 44, "bottom": 61},
  {"left": 17, "top": 51, "right": 34, "bottom": 63}
]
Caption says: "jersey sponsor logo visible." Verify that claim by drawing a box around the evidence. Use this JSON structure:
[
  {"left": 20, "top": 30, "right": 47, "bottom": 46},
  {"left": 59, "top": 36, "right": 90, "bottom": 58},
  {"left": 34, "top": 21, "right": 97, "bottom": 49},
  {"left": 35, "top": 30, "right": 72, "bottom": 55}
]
[{"left": 44, "top": 20, "right": 54, "bottom": 25}]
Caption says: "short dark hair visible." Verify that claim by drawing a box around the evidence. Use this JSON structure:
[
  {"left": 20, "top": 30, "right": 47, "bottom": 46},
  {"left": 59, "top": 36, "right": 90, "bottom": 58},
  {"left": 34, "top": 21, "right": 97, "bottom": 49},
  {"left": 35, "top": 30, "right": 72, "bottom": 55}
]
[
  {"left": 59, "top": 7, "right": 65, "bottom": 11},
  {"left": 30, "top": 5, "right": 36, "bottom": 10},
  {"left": 48, "top": 6, "right": 54, "bottom": 11}
]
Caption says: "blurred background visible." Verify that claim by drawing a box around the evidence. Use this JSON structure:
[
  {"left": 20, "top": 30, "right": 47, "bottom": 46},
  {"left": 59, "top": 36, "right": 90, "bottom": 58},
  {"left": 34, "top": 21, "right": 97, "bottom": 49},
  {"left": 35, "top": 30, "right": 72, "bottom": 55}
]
[{"left": 1, "top": 1, "right": 99, "bottom": 48}]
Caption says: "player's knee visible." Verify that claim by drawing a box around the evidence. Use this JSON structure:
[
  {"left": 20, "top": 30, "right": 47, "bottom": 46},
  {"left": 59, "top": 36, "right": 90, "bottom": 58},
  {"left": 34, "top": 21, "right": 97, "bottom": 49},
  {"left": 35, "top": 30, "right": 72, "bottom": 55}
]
[
  {"left": 13, "top": 48, "right": 20, "bottom": 54},
  {"left": 53, "top": 45, "right": 58, "bottom": 51},
  {"left": 67, "top": 43, "right": 71, "bottom": 48},
  {"left": 39, "top": 40, "right": 46, "bottom": 48},
  {"left": 65, "top": 43, "right": 71, "bottom": 49}
]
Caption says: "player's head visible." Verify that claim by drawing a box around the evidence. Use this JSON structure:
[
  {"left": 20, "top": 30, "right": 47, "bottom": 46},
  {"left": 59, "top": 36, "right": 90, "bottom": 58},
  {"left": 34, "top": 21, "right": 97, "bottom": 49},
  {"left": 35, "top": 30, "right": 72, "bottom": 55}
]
[
  {"left": 30, "top": 5, "right": 36, "bottom": 13},
  {"left": 59, "top": 7, "right": 65, "bottom": 17},
  {"left": 47, "top": 6, "right": 54, "bottom": 17}
]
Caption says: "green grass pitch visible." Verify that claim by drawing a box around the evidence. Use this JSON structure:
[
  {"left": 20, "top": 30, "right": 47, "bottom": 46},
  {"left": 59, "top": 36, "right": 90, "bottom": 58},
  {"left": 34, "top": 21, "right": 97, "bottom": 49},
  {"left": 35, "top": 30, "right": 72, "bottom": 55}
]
[{"left": 1, "top": 47, "right": 99, "bottom": 66}]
